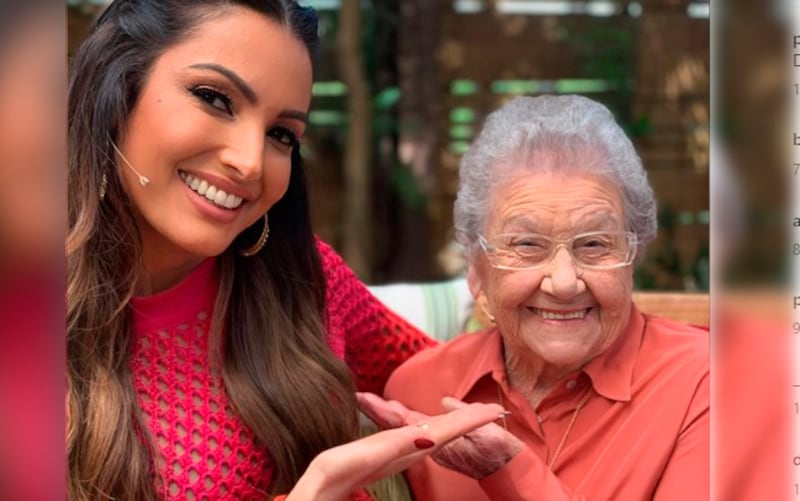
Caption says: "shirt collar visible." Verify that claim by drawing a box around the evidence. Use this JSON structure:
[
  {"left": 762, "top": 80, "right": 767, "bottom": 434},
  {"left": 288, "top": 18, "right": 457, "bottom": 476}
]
[
  {"left": 130, "top": 257, "right": 218, "bottom": 333},
  {"left": 451, "top": 304, "right": 646, "bottom": 403},
  {"left": 452, "top": 329, "right": 506, "bottom": 401},
  {"left": 582, "top": 305, "right": 644, "bottom": 402}
]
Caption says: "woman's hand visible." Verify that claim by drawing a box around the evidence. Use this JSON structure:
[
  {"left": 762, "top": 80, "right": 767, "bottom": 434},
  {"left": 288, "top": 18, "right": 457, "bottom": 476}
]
[
  {"left": 285, "top": 400, "right": 505, "bottom": 501},
  {"left": 357, "top": 392, "right": 524, "bottom": 480}
]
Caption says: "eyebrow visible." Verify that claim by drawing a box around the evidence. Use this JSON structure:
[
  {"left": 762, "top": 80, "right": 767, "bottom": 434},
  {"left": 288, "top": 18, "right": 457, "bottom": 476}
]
[
  {"left": 502, "top": 215, "right": 541, "bottom": 232},
  {"left": 577, "top": 212, "right": 621, "bottom": 229},
  {"left": 502, "top": 212, "right": 621, "bottom": 233},
  {"left": 189, "top": 63, "right": 258, "bottom": 103},
  {"left": 278, "top": 109, "right": 308, "bottom": 124},
  {"left": 188, "top": 62, "right": 308, "bottom": 124}
]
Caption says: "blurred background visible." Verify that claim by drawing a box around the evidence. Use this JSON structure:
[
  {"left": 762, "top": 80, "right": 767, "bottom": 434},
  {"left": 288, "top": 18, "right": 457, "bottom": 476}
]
[{"left": 68, "top": 0, "right": 711, "bottom": 290}]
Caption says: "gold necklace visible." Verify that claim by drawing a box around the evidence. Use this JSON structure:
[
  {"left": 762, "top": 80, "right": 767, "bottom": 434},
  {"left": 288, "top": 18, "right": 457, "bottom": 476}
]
[{"left": 497, "top": 383, "right": 592, "bottom": 470}]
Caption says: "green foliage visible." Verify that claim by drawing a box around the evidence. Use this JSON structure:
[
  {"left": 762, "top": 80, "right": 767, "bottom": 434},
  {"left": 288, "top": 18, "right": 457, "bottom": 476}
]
[
  {"left": 627, "top": 115, "right": 653, "bottom": 138},
  {"left": 390, "top": 165, "right": 427, "bottom": 213},
  {"left": 564, "top": 20, "right": 638, "bottom": 132}
]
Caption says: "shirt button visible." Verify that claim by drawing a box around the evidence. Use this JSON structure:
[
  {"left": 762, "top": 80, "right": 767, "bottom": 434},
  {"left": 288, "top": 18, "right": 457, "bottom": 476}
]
[
  {"left": 536, "top": 415, "right": 543, "bottom": 423},
  {"left": 565, "top": 380, "right": 577, "bottom": 390}
]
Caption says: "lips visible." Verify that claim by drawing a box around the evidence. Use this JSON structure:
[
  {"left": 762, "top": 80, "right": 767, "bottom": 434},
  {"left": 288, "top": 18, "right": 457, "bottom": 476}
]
[
  {"left": 179, "top": 171, "right": 244, "bottom": 210},
  {"left": 528, "top": 307, "right": 592, "bottom": 320}
]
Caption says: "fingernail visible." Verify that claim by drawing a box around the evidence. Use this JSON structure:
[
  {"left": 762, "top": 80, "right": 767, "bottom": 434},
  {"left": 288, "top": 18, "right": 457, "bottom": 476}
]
[
  {"left": 414, "top": 438, "right": 435, "bottom": 450},
  {"left": 498, "top": 411, "right": 512, "bottom": 418}
]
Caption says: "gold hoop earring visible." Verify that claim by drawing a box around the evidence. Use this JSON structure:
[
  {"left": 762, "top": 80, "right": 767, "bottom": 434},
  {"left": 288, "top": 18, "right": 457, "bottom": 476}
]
[
  {"left": 99, "top": 173, "right": 108, "bottom": 201},
  {"left": 240, "top": 213, "right": 269, "bottom": 256}
]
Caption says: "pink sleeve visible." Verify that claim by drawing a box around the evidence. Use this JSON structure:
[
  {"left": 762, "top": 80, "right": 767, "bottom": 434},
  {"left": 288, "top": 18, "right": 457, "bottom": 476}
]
[{"left": 316, "top": 238, "right": 437, "bottom": 394}]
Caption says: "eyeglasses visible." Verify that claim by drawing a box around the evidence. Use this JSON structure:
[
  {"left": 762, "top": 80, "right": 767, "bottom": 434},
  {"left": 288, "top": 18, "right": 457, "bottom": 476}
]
[{"left": 477, "top": 230, "right": 637, "bottom": 271}]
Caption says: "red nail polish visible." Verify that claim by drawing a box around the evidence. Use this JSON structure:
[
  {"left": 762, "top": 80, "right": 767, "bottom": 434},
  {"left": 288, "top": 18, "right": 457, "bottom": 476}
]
[{"left": 414, "top": 438, "right": 435, "bottom": 450}]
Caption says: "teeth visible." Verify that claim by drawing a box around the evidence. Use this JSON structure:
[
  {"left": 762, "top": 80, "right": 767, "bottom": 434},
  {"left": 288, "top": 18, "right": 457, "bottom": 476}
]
[
  {"left": 533, "top": 308, "right": 588, "bottom": 320},
  {"left": 180, "top": 172, "right": 244, "bottom": 210},
  {"left": 213, "top": 190, "right": 227, "bottom": 205}
]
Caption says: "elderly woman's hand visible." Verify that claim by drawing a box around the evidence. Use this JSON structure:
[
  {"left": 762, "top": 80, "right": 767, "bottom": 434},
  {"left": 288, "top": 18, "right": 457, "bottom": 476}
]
[{"left": 357, "top": 392, "right": 523, "bottom": 479}]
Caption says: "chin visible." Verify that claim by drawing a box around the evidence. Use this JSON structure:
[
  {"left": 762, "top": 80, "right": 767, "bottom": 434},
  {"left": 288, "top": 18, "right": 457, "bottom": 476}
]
[
  {"left": 524, "top": 339, "right": 595, "bottom": 368},
  {"left": 176, "top": 236, "right": 234, "bottom": 259},
  {"left": 541, "top": 350, "right": 590, "bottom": 369}
]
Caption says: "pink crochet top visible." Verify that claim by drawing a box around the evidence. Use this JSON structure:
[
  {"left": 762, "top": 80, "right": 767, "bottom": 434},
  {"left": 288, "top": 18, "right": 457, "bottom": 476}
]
[{"left": 129, "top": 240, "right": 435, "bottom": 500}]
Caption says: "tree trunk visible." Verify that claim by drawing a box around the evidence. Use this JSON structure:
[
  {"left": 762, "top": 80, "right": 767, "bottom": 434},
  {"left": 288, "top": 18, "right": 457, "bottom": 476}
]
[
  {"left": 337, "top": 0, "right": 373, "bottom": 280},
  {"left": 397, "top": 0, "right": 442, "bottom": 278}
]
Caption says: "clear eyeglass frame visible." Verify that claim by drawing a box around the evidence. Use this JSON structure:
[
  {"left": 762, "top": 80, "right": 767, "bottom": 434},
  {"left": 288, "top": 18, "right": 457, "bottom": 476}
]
[{"left": 477, "top": 230, "right": 638, "bottom": 271}]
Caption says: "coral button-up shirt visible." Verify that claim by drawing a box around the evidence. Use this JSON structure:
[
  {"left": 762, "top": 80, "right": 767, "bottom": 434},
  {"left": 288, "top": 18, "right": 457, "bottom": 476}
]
[{"left": 385, "top": 306, "right": 709, "bottom": 500}]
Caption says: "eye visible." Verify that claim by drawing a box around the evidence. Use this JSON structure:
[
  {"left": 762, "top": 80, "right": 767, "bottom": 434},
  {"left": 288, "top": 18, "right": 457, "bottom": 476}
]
[
  {"left": 267, "top": 126, "right": 299, "bottom": 150},
  {"left": 510, "top": 236, "right": 546, "bottom": 248},
  {"left": 190, "top": 85, "right": 233, "bottom": 115},
  {"left": 583, "top": 238, "right": 608, "bottom": 248},
  {"left": 577, "top": 235, "right": 613, "bottom": 251},
  {"left": 506, "top": 235, "right": 549, "bottom": 256}
]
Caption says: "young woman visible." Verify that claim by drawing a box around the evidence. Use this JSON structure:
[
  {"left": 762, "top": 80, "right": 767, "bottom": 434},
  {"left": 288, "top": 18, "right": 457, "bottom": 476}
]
[{"left": 66, "top": 1, "right": 501, "bottom": 499}]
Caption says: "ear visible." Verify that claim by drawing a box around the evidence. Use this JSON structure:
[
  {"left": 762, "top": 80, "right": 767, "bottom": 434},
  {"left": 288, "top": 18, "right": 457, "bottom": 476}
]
[
  {"left": 466, "top": 260, "right": 483, "bottom": 300},
  {"left": 468, "top": 260, "right": 497, "bottom": 326}
]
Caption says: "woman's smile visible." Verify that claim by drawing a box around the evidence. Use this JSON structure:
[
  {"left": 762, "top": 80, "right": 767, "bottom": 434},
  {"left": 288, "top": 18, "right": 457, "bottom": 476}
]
[
  {"left": 180, "top": 174, "right": 246, "bottom": 224},
  {"left": 179, "top": 170, "right": 246, "bottom": 210},
  {"left": 526, "top": 306, "right": 593, "bottom": 321}
]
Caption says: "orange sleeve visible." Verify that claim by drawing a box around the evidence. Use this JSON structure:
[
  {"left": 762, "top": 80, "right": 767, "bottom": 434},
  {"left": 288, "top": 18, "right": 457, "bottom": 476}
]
[
  {"left": 479, "top": 447, "right": 586, "bottom": 500},
  {"left": 652, "top": 372, "right": 710, "bottom": 501}
]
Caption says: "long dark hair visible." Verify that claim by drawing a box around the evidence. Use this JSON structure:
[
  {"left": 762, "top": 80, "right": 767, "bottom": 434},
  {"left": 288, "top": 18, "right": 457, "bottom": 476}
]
[{"left": 67, "top": 1, "right": 357, "bottom": 499}]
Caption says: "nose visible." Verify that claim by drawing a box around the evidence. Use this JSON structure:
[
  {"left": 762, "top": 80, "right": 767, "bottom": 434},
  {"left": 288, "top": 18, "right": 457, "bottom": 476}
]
[
  {"left": 218, "top": 127, "right": 265, "bottom": 181},
  {"left": 539, "top": 246, "right": 586, "bottom": 299}
]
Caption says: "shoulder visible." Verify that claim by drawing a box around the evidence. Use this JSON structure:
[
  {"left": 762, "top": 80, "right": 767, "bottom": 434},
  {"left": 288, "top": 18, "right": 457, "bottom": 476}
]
[
  {"left": 385, "top": 329, "right": 495, "bottom": 401},
  {"left": 639, "top": 314, "right": 709, "bottom": 369},
  {"left": 314, "top": 236, "right": 336, "bottom": 260},
  {"left": 314, "top": 236, "right": 359, "bottom": 306},
  {"left": 315, "top": 237, "right": 345, "bottom": 274},
  {"left": 634, "top": 314, "right": 709, "bottom": 411}
]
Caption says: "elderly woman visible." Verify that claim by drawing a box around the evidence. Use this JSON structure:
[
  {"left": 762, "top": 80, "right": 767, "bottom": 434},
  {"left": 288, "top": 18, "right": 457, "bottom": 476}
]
[{"left": 361, "top": 95, "right": 708, "bottom": 500}]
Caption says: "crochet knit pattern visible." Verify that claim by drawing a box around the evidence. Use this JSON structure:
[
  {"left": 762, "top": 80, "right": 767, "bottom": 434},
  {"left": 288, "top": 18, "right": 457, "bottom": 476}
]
[
  {"left": 319, "top": 240, "right": 438, "bottom": 394},
  {"left": 129, "top": 240, "right": 436, "bottom": 499}
]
